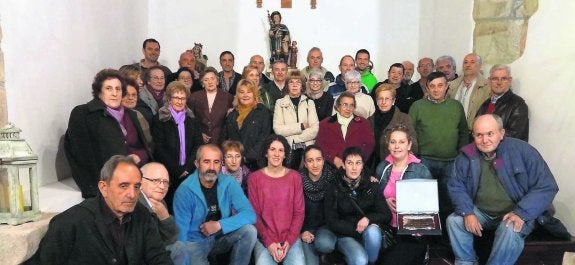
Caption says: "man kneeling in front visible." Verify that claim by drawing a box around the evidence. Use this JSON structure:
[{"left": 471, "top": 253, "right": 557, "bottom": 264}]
[{"left": 447, "top": 114, "right": 559, "bottom": 265}]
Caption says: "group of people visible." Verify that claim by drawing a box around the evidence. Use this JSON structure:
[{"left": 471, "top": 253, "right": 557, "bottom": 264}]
[{"left": 29, "top": 38, "right": 559, "bottom": 265}]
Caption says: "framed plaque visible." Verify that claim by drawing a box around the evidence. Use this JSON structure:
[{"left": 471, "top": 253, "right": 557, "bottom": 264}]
[{"left": 396, "top": 179, "right": 442, "bottom": 235}]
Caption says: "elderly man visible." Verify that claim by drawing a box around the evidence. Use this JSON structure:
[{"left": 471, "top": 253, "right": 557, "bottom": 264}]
[
  {"left": 327, "top": 55, "right": 368, "bottom": 98},
  {"left": 476, "top": 64, "right": 529, "bottom": 141},
  {"left": 29, "top": 155, "right": 173, "bottom": 264},
  {"left": 448, "top": 53, "right": 491, "bottom": 129},
  {"left": 173, "top": 144, "right": 257, "bottom": 265},
  {"left": 300, "top": 47, "right": 335, "bottom": 82},
  {"left": 402, "top": 60, "right": 415, "bottom": 85},
  {"left": 436, "top": 55, "right": 458, "bottom": 81},
  {"left": 409, "top": 57, "right": 434, "bottom": 102},
  {"left": 249, "top": 54, "right": 272, "bottom": 85},
  {"left": 333, "top": 70, "right": 375, "bottom": 119},
  {"left": 218, "top": 51, "right": 242, "bottom": 95},
  {"left": 409, "top": 71, "right": 469, "bottom": 233},
  {"left": 129, "top": 38, "right": 172, "bottom": 78},
  {"left": 167, "top": 50, "right": 203, "bottom": 93},
  {"left": 261, "top": 60, "right": 288, "bottom": 112},
  {"left": 447, "top": 114, "right": 558, "bottom": 265},
  {"left": 355, "top": 49, "right": 378, "bottom": 92}
]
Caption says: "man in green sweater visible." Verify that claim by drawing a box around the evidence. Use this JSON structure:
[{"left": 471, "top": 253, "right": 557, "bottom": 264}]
[{"left": 409, "top": 71, "right": 469, "bottom": 234}]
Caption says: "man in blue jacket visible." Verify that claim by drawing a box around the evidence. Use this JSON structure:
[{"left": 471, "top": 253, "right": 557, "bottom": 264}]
[
  {"left": 447, "top": 114, "right": 558, "bottom": 265},
  {"left": 172, "top": 144, "right": 257, "bottom": 265}
]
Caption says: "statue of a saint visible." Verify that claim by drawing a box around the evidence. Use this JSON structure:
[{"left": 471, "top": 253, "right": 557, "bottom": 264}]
[
  {"left": 192, "top": 43, "right": 208, "bottom": 73},
  {"left": 288, "top": 41, "right": 298, "bottom": 69},
  {"left": 268, "top": 11, "right": 290, "bottom": 64}
]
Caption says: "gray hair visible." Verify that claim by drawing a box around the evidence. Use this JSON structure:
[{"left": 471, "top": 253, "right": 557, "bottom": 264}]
[
  {"left": 100, "top": 155, "right": 140, "bottom": 183},
  {"left": 474, "top": 114, "right": 504, "bottom": 131},
  {"left": 435, "top": 55, "right": 457, "bottom": 72},
  {"left": 306, "top": 69, "right": 328, "bottom": 94},
  {"left": 489, "top": 64, "right": 511, "bottom": 76},
  {"left": 195, "top": 144, "right": 223, "bottom": 162},
  {"left": 344, "top": 70, "right": 361, "bottom": 82}
]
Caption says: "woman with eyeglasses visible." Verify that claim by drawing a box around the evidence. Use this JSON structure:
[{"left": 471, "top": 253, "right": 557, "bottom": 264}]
[
  {"left": 273, "top": 70, "right": 319, "bottom": 169},
  {"left": 151, "top": 81, "right": 203, "bottom": 212},
  {"left": 316, "top": 91, "right": 375, "bottom": 169},
  {"left": 188, "top": 67, "right": 233, "bottom": 145},
  {"left": 306, "top": 69, "right": 334, "bottom": 121},
  {"left": 221, "top": 140, "right": 251, "bottom": 193},
  {"left": 367, "top": 83, "right": 417, "bottom": 170},
  {"left": 324, "top": 147, "right": 390, "bottom": 265},
  {"left": 332, "top": 70, "right": 375, "bottom": 119},
  {"left": 66, "top": 69, "right": 153, "bottom": 198},
  {"left": 249, "top": 134, "right": 305, "bottom": 265},
  {"left": 374, "top": 125, "right": 432, "bottom": 265}
]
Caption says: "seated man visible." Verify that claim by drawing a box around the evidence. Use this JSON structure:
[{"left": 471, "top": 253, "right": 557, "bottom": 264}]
[
  {"left": 28, "top": 155, "right": 172, "bottom": 265},
  {"left": 139, "top": 162, "right": 178, "bottom": 247},
  {"left": 172, "top": 144, "right": 257, "bottom": 265},
  {"left": 447, "top": 114, "right": 559, "bottom": 265}
]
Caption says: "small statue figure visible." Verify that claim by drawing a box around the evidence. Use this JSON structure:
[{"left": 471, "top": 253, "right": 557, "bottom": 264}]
[
  {"left": 192, "top": 43, "right": 208, "bottom": 73},
  {"left": 288, "top": 41, "right": 298, "bottom": 69},
  {"left": 268, "top": 11, "right": 290, "bottom": 64}
]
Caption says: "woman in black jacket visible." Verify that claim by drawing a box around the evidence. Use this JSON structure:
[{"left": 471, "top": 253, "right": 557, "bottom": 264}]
[
  {"left": 151, "top": 81, "right": 203, "bottom": 212},
  {"left": 324, "top": 147, "right": 391, "bottom": 265},
  {"left": 224, "top": 79, "right": 272, "bottom": 170}
]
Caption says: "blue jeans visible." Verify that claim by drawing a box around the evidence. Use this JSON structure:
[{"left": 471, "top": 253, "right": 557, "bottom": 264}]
[
  {"left": 302, "top": 227, "right": 337, "bottom": 265},
  {"left": 337, "top": 224, "right": 382, "bottom": 265},
  {"left": 420, "top": 157, "right": 455, "bottom": 230},
  {"left": 253, "top": 238, "right": 305, "bottom": 265},
  {"left": 169, "top": 224, "right": 257, "bottom": 265},
  {"left": 447, "top": 207, "right": 536, "bottom": 265}
]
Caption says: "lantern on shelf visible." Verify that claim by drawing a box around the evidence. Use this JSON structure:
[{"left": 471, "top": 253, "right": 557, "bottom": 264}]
[{"left": 0, "top": 123, "right": 40, "bottom": 225}]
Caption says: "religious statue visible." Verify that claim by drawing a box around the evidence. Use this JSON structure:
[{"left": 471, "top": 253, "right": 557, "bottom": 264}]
[
  {"left": 268, "top": 11, "right": 291, "bottom": 64},
  {"left": 288, "top": 41, "right": 298, "bottom": 69},
  {"left": 192, "top": 43, "right": 208, "bottom": 73}
]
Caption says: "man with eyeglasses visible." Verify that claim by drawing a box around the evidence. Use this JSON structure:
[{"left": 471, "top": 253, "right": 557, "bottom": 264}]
[
  {"left": 447, "top": 53, "right": 491, "bottom": 129},
  {"left": 447, "top": 114, "right": 558, "bottom": 265},
  {"left": 171, "top": 144, "right": 257, "bottom": 265},
  {"left": 475, "top": 64, "right": 529, "bottom": 141}
]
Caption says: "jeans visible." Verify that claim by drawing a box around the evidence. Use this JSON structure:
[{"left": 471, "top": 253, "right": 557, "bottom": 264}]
[
  {"left": 420, "top": 157, "right": 455, "bottom": 233},
  {"left": 302, "top": 227, "right": 337, "bottom": 265},
  {"left": 169, "top": 224, "right": 257, "bottom": 265},
  {"left": 253, "top": 238, "right": 305, "bottom": 265},
  {"left": 447, "top": 207, "right": 536, "bottom": 265},
  {"left": 337, "top": 224, "right": 382, "bottom": 265}
]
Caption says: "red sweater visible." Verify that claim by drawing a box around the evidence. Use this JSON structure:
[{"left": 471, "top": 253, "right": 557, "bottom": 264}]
[{"left": 248, "top": 169, "right": 304, "bottom": 247}]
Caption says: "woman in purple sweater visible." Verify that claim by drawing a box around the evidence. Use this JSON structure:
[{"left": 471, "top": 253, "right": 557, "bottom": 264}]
[{"left": 248, "top": 134, "right": 305, "bottom": 265}]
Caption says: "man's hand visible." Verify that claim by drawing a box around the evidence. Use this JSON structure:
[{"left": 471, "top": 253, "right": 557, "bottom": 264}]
[
  {"left": 503, "top": 212, "right": 525, "bottom": 233},
  {"left": 356, "top": 217, "right": 370, "bottom": 233},
  {"left": 301, "top": 231, "right": 315, "bottom": 244},
  {"left": 199, "top": 221, "right": 221, "bottom": 236},
  {"left": 464, "top": 214, "right": 483, "bottom": 237},
  {"left": 267, "top": 242, "right": 288, "bottom": 263},
  {"left": 148, "top": 198, "right": 169, "bottom": 220}
]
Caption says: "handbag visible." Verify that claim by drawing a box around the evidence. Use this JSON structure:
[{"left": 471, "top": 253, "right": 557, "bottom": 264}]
[{"left": 347, "top": 192, "right": 397, "bottom": 251}]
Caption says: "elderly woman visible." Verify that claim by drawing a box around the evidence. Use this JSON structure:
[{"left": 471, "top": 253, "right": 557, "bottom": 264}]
[
  {"left": 152, "top": 81, "right": 203, "bottom": 212},
  {"left": 224, "top": 79, "right": 272, "bottom": 170},
  {"left": 65, "top": 69, "right": 153, "bottom": 198},
  {"left": 316, "top": 91, "right": 375, "bottom": 169},
  {"left": 298, "top": 145, "right": 337, "bottom": 265},
  {"left": 368, "top": 83, "right": 417, "bottom": 170},
  {"left": 221, "top": 140, "right": 251, "bottom": 193},
  {"left": 119, "top": 64, "right": 144, "bottom": 91},
  {"left": 306, "top": 69, "right": 334, "bottom": 121},
  {"left": 273, "top": 70, "right": 319, "bottom": 169},
  {"left": 173, "top": 67, "right": 196, "bottom": 97},
  {"left": 188, "top": 67, "right": 233, "bottom": 145},
  {"left": 324, "top": 147, "right": 390, "bottom": 265},
  {"left": 375, "top": 126, "right": 432, "bottom": 265},
  {"left": 248, "top": 134, "right": 305, "bottom": 265},
  {"left": 122, "top": 78, "right": 154, "bottom": 150},
  {"left": 140, "top": 65, "right": 167, "bottom": 116},
  {"left": 333, "top": 70, "right": 375, "bottom": 119}
]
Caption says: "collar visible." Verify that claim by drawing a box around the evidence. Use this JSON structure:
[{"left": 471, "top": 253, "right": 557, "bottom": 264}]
[{"left": 99, "top": 195, "right": 132, "bottom": 225}]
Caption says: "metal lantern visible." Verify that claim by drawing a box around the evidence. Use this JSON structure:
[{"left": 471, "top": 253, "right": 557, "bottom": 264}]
[{"left": 0, "top": 123, "right": 40, "bottom": 225}]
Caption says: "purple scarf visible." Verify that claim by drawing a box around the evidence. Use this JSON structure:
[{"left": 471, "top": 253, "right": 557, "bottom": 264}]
[
  {"left": 106, "top": 106, "right": 127, "bottom": 136},
  {"left": 169, "top": 105, "right": 187, "bottom": 166}
]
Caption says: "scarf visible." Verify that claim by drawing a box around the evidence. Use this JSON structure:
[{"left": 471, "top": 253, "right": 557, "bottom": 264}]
[
  {"left": 106, "top": 106, "right": 127, "bottom": 136},
  {"left": 306, "top": 89, "right": 324, "bottom": 100},
  {"left": 236, "top": 103, "right": 256, "bottom": 128},
  {"left": 300, "top": 165, "right": 335, "bottom": 202},
  {"left": 169, "top": 105, "right": 187, "bottom": 165},
  {"left": 147, "top": 85, "right": 165, "bottom": 106},
  {"left": 336, "top": 113, "right": 353, "bottom": 138}
]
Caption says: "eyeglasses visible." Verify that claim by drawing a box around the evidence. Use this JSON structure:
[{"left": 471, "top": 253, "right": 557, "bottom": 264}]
[
  {"left": 224, "top": 154, "right": 242, "bottom": 160},
  {"left": 171, "top": 96, "right": 187, "bottom": 102},
  {"left": 142, "top": 177, "right": 170, "bottom": 186},
  {"left": 346, "top": 81, "right": 361, "bottom": 86},
  {"left": 489, "top": 77, "right": 511, "bottom": 82},
  {"left": 309, "top": 79, "right": 322, "bottom": 84},
  {"left": 151, "top": 76, "right": 165, "bottom": 81},
  {"left": 377, "top": 97, "right": 393, "bottom": 102},
  {"left": 339, "top": 102, "right": 355, "bottom": 108}
]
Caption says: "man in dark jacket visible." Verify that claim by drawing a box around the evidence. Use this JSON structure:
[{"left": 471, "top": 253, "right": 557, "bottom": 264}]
[
  {"left": 28, "top": 155, "right": 173, "bottom": 265},
  {"left": 447, "top": 114, "right": 558, "bottom": 265},
  {"left": 476, "top": 64, "right": 529, "bottom": 141}
]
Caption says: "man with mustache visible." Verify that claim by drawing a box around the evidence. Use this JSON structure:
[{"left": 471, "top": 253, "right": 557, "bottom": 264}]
[
  {"left": 29, "top": 155, "right": 173, "bottom": 264},
  {"left": 172, "top": 144, "right": 257, "bottom": 265}
]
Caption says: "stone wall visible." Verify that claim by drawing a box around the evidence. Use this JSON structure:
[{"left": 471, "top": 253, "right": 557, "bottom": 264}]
[{"left": 0, "top": 24, "right": 7, "bottom": 126}]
